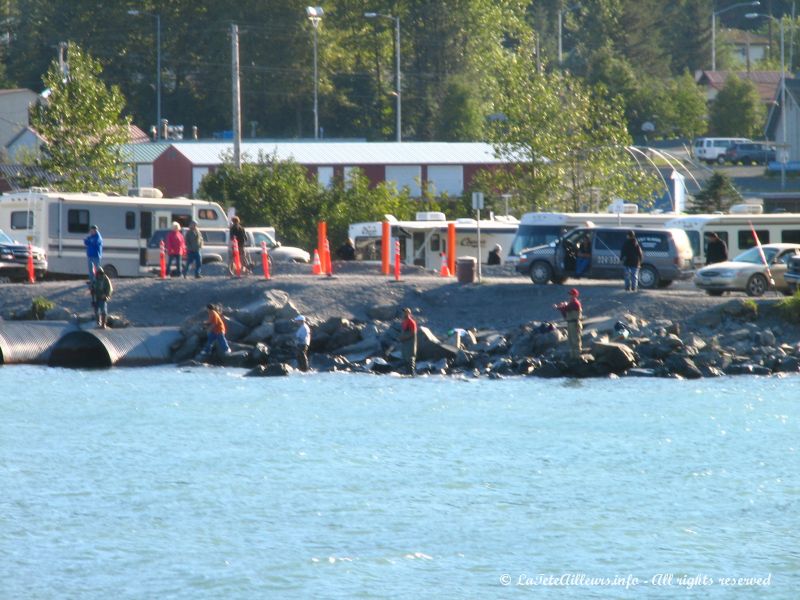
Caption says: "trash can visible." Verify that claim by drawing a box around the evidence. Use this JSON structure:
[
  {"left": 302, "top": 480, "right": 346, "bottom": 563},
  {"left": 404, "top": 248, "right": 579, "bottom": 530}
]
[{"left": 456, "top": 256, "right": 477, "bottom": 284}]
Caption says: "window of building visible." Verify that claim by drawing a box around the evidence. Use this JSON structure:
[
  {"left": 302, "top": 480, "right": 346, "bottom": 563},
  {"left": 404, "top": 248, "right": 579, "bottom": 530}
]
[
  {"left": 10, "top": 211, "right": 33, "bottom": 230},
  {"left": 68, "top": 209, "right": 90, "bottom": 233}
]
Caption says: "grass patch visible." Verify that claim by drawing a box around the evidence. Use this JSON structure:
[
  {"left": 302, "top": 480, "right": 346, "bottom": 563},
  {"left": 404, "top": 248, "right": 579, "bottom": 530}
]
[
  {"left": 31, "top": 296, "right": 55, "bottom": 320},
  {"left": 776, "top": 290, "right": 800, "bottom": 323}
]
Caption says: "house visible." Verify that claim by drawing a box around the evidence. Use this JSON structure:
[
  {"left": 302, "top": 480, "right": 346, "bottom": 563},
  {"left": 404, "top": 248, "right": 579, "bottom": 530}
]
[
  {"left": 695, "top": 70, "right": 784, "bottom": 105},
  {"left": 150, "top": 141, "right": 507, "bottom": 199},
  {"left": 722, "top": 28, "right": 770, "bottom": 67},
  {"left": 765, "top": 78, "right": 800, "bottom": 162},
  {"left": 0, "top": 88, "right": 38, "bottom": 151}
]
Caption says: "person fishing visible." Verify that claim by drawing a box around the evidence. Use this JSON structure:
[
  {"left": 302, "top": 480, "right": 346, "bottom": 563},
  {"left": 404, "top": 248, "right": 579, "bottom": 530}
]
[
  {"left": 91, "top": 266, "right": 113, "bottom": 329},
  {"left": 554, "top": 288, "right": 583, "bottom": 359}
]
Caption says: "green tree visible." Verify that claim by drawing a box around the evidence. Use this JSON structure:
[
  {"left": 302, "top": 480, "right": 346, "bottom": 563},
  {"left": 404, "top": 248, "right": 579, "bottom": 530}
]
[
  {"left": 29, "top": 43, "right": 130, "bottom": 191},
  {"left": 690, "top": 172, "right": 742, "bottom": 213},
  {"left": 709, "top": 74, "right": 765, "bottom": 137}
]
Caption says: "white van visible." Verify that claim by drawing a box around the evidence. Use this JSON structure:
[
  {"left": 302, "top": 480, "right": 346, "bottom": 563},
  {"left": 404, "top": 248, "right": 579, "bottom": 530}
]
[{"left": 692, "top": 137, "right": 750, "bottom": 164}]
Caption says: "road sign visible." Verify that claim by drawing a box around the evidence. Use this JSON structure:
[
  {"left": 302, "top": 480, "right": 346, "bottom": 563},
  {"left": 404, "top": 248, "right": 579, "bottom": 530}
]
[{"left": 472, "top": 192, "right": 484, "bottom": 210}]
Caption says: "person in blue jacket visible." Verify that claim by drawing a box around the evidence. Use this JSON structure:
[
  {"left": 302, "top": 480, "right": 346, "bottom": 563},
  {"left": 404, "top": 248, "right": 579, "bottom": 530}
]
[{"left": 84, "top": 225, "right": 103, "bottom": 281}]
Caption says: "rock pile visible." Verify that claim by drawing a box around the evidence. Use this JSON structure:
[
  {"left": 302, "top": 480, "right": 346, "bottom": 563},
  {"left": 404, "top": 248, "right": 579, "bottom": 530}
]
[{"left": 171, "top": 291, "right": 800, "bottom": 378}]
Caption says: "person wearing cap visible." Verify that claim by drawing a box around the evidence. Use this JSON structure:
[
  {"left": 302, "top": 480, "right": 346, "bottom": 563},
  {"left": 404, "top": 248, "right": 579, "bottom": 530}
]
[
  {"left": 293, "top": 315, "right": 311, "bottom": 372},
  {"left": 200, "top": 304, "right": 231, "bottom": 358},
  {"left": 398, "top": 307, "right": 418, "bottom": 375},
  {"left": 91, "top": 266, "right": 113, "bottom": 329},
  {"left": 165, "top": 221, "right": 186, "bottom": 278},
  {"left": 83, "top": 225, "right": 103, "bottom": 281},
  {"left": 554, "top": 288, "right": 583, "bottom": 359},
  {"left": 619, "top": 230, "right": 644, "bottom": 291},
  {"left": 183, "top": 221, "right": 204, "bottom": 278},
  {"left": 488, "top": 243, "right": 502, "bottom": 266}
]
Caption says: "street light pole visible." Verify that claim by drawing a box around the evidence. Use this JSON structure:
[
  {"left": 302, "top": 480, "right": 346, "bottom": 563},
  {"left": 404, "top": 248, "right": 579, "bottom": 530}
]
[
  {"left": 365, "top": 11, "right": 401, "bottom": 142},
  {"left": 306, "top": 7, "right": 323, "bottom": 139},
  {"left": 128, "top": 10, "right": 161, "bottom": 139},
  {"left": 747, "top": 13, "right": 786, "bottom": 189},
  {"left": 712, "top": 2, "right": 760, "bottom": 71}
]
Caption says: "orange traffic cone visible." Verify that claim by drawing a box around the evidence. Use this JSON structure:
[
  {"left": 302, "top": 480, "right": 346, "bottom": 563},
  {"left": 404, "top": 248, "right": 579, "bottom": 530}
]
[
  {"left": 439, "top": 252, "right": 450, "bottom": 277},
  {"left": 312, "top": 249, "right": 322, "bottom": 275}
]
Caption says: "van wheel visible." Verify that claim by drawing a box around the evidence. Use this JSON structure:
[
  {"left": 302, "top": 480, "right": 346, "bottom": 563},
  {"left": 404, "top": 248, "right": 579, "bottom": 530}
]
[
  {"left": 746, "top": 274, "right": 768, "bottom": 297},
  {"left": 638, "top": 265, "right": 659, "bottom": 289},
  {"left": 103, "top": 265, "right": 118, "bottom": 278},
  {"left": 717, "top": 155, "right": 726, "bottom": 165},
  {"left": 529, "top": 261, "right": 553, "bottom": 284}
]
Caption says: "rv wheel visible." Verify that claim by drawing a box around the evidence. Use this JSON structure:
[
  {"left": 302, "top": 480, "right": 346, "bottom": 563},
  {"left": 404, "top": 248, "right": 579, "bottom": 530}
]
[{"left": 103, "top": 265, "right": 118, "bottom": 278}]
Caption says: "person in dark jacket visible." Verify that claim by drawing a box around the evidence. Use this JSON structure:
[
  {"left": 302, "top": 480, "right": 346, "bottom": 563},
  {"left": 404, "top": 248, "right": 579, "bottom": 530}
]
[
  {"left": 619, "top": 230, "right": 644, "bottom": 291},
  {"left": 183, "top": 221, "right": 204, "bottom": 278},
  {"left": 705, "top": 233, "right": 728, "bottom": 265},
  {"left": 91, "top": 266, "right": 113, "bottom": 329},
  {"left": 336, "top": 239, "right": 356, "bottom": 261},
  {"left": 487, "top": 244, "right": 502, "bottom": 265},
  {"left": 229, "top": 216, "right": 249, "bottom": 273}
]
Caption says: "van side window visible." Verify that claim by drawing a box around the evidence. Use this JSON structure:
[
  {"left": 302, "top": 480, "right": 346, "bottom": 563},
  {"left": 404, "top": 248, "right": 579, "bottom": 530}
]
[
  {"left": 594, "top": 230, "right": 627, "bottom": 251},
  {"left": 738, "top": 229, "right": 769, "bottom": 250},
  {"left": 637, "top": 233, "right": 668, "bottom": 252},
  {"left": 67, "top": 209, "right": 90, "bottom": 233}
]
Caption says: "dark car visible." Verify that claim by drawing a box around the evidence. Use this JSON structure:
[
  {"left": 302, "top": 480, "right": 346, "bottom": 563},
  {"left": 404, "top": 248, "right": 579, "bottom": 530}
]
[
  {"left": 785, "top": 254, "right": 800, "bottom": 294},
  {"left": 0, "top": 228, "right": 47, "bottom": 282},
  {"left": 721, "top": 142, "right": 776, "bottom": 166}
]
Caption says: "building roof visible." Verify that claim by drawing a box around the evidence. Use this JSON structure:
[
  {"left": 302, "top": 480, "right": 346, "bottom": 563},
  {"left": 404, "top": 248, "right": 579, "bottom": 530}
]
[
  {"left": 129, "top": 124, "right": 150, "bottom": 143},
  {"left": 120, "top": 141, "right": 173, "bottom": 163},
  {"left": 0, "top": 164, "right": 60, "bottom": 192},
  {"left": 0, "top": 88, "right": 37, "bottom": 97},
  {"left": 721, "top": 28, "right": 769, "bottom": 46},
  {"left": 696, "top": 70, "right": 785, "bottom": 104},
  {"left": 161, "top": 141, "right": 504, "bottom": 166}
]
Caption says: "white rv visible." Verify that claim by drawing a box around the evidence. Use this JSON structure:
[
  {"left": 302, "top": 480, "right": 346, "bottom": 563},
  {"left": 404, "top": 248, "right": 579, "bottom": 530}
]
[
  {"left": 348, "top": 212, "right": 519, "bottom": 270},
  {"left": 0, "top": 188, "right": 228, "bottom": 277}
]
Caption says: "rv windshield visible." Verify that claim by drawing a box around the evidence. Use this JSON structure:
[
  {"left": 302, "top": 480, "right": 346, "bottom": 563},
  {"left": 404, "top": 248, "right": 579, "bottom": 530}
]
[
  {"left": 510, "top": 224, "right": 566, "bottom": 256},
  {"left": 0, "top": 229, "right": 17, "bottom": 245}
]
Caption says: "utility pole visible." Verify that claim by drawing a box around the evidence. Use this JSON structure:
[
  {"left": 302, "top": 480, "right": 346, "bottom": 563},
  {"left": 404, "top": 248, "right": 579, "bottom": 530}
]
[{"left": 231, "top": 23, "right": 242, "bottom": 170}]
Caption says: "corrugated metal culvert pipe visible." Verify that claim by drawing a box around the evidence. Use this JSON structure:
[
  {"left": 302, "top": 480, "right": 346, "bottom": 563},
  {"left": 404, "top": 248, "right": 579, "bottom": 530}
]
[
  {"left": 48, "top": 327, "right": 183, "bottom": 368},
  {"left": 0, "top": 321, "right": 78, "bottom": 365}
]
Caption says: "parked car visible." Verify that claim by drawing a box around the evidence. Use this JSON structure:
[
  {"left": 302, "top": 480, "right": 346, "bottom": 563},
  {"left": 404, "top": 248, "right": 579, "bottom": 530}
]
[
  {"left": 201, "top": 227, "right": 310, "bottom": 265},
  {"left": 720, "top": 142, "right": 776, "bottom": 166},
  {"left": 515, "top": 226, "right": 695, "bottom": 289},
  {"left": 0, "top": 228, "right": 47, "bottom": 282},
  {"left": 776, "top": 253, "right": 800, "bottom": 295},
  {"left": 694, "top": 243, "right": 800, "bottom": 296},
  {"left": 691, "top": 137, "right": 750, "bottom": 164}
]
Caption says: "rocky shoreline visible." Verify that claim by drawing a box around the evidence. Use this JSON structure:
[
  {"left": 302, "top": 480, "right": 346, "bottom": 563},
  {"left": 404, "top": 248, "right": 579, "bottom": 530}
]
[
  {"left": 176, "top": 289, "right": 800, "bottom": 379},
  {"left": 2, "top": 269, "right": 799, "bottom": 377}
]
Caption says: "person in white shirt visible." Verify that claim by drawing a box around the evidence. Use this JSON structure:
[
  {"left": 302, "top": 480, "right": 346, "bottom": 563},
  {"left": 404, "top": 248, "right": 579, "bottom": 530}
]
[{"left": 293, "top": 315, "right": 311, "bottom": 371}]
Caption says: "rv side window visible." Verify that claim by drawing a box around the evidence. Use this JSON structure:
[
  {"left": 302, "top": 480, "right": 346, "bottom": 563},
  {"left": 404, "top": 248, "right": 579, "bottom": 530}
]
[
  {"left": 738, "top": 229, "right": 769, "bottom": 250},
  {"left": 781, "top": 229, "right": 800, "bottom": 244},
  {"left": 430, "top": 234, "right": 441, "bottom": 252},
  {"left": 68, "top": 209, "right": 90, "bottom": 233},
  {"left": 10, "top": 210, "right": 33, "bottom": 230},
  {"left": 198, "top": 209, "right": 219, "bottom": 221},
  {"left": 125, "top": 211, "right": 136, "bottom": 230}
]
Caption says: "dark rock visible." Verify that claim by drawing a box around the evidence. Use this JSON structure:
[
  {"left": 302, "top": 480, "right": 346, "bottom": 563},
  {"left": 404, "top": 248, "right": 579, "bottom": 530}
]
[
  {"left": 367, "top": 304, "right": 398, "bottom": 320},
  {"left": 665, "top": 355, "right": 703, "bottom": 379},
  {"left": 453, "top": 349, "right": 475, "bottom": 369},
  {"left": 777, "top": 356, "right": 800, "bottom": 372},
  {"left": 488, "top": 357, "right": 515, "bottom": 374},
  {"left": 724, "top": 363, "right": 772, "bottom": 376},
  {"left": 319, "top": 316, "right": 350, "bottom": 336},
  {"left": 534, "top": 360, "right": 564, "bottom": 378},
  {"left": 224, "top": 317, "right": 249, "bottom": 342},
  {"left": 173, "top": 333, "right": 201, "bottom": 363},
  {"left": 243, "top": 322, "right": 275, "bottom": 344},
  {"left": 246, "top": 362, "right": 292, "bottom": 377},
  {"left": 250, "top": 343, "right": 270, "bottom": 365},
  {"left": 591, "top": 341, "right": 637, "bottom": 372},
  {"left": 533, "top": 329, "right": 565, "bottom": 354},
  {"left": 700, "top": 365, "right": 725, "bottom": 377},
  {"left": 364, "top": 357, "right": 394, "bottom": 374},
  {"left": 326, "top": 324, "right": 362, "bottom": 351},
  {"left": 417, "top": 327, "right": 458, "bottom": 361},
  {"left": 273, "top": 318, "right": 297, "bottom": 335},
  {"left": 416, "top": 358, "right": 449, "bottom": 375}
]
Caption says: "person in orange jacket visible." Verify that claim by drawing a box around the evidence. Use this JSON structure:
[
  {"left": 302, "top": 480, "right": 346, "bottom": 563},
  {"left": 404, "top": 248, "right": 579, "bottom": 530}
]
[{"left": 200, "top": 304, "right": 231, "bottom": 357}]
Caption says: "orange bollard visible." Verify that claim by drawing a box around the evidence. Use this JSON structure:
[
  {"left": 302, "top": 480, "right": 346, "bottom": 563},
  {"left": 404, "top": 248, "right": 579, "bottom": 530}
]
[
  {"left": 439, "top": 252, "right": 450, "bottom": 277},
  {"left": 159, "top": 240, "right": 166, "bottom": 279},
  {"left": 381, "top": 221, "right": 390, "bottom": 275},
  {"left": 27, "top": 243, "right": 35, "bottom": 283},
  {"left": 311, "top": 249, "right": 322, "bottom": 275},
  {"left": 394, "top": 240, "right": 401, "bottom": 281},
  {"left": 324, "top": 238, "right": 333, "bottom": 276},
  {"left": 261, "top": 241, "right": 271, "bottom": 280},
  {"left": 232, "top": 237, "right": 242, "bottom": 277},
  {"left": 447, "top": 222, "right": 456, "bottom": 276}
]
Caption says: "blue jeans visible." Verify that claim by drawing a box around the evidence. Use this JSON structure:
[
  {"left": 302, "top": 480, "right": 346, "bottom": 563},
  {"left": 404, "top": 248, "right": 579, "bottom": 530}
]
[
  {"left": 88, "top": 256, "right": 101, "bottom": 281},
  {"left": 203, "top": 332, "right": 230, "bottom": 355},
  {"left": 167, "top": 254, "right": 182, "bottom": 277},
  {"left": 576, "top": 256, "right": 590, "bottom": 277},
  {"left": 184, "top": 251, "right": 202, "bottom": 277},
  {"left": 624, "top": 266, "right": 639, "bottom": 291}
]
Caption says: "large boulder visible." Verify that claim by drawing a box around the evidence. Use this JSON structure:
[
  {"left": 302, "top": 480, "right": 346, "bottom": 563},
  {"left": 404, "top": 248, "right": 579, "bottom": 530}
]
[
  {"left": 665, "top": 355, "right": 703, "bottom": 379},
  {"left": 223, "top": 316, "right": 249, "bottom": 342},
  {"left": 326, "top": 323, "right": 363, "bottom": 351},
  {"left": 591, "top": 341, "right": 637, "bottom": 372},
  {"left": 417, "top": 326, "right": 458, "bottom": 361},
  {"left": 367, "top": 304, "right": 398, "bottom": 321}
]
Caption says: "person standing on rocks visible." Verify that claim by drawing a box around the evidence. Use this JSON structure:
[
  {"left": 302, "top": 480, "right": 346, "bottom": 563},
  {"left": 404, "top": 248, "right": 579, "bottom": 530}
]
[
  {"left": 293, "top": 315, "right": 311, "bottom": 371},
  {"left": 705, "top": 232, "right": 728, "bottom": 265},
  {"left": 619, "top": 230, "right": 643, "bottom": 292},
  {"left": 84, "top": 225, "right": 103, "bottom": 282},
  {"left": 555, "top": 288, "right": 582, "bottom": 359},
  {"left": 200, "top": 304, "right": 231, "bottom": 357},
  {"left": 91, "top": 266, "right": 113, "bottom": 329},
  {"left": 398, "top": 307, "right": 418, "bottom": 375},
  {"left": 165, "top": 222, "right": 186, "bottom": 278},
  {"left": 183, "top": 221, "right": 204, "bottom": 278}
]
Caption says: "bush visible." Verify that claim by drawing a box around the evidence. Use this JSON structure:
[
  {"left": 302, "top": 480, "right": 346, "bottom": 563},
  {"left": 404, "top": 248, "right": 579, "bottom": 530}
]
[
  {"left": 31, "top": 296, "right": 55, "bottom": 320},
  {"left": 777, "top": 291, "right": 800, "bottom": 323}
]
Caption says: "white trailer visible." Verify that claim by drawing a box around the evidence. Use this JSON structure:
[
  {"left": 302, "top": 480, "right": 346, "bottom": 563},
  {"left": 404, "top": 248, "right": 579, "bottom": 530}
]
[
  {"left": 0, "top": 187, "right": 228, "bottom": 277},
  {"left": 348, "top": 212, "right": 519, "bottom": 270}
]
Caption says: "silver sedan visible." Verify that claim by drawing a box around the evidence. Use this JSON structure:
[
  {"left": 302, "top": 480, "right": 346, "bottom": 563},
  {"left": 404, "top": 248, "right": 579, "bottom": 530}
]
[{"left": 694, "top": 243, "right": 800, "bottom": 296}]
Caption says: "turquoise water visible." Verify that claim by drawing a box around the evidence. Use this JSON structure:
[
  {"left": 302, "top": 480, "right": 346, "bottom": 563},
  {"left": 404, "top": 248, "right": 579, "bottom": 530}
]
[{"left": 1, "top": 367, "right": 798, "bottom": 599}]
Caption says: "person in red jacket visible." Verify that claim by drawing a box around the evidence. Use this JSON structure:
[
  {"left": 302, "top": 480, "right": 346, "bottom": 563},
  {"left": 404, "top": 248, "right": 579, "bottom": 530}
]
[
  {"left": 555, "top": 288, "right": 583, "bottom": 359},
  {"left": 165, "top": 221, "right": 186, "bottom": 278},
  {"left": 398, "top": 307, "right": 418, "bottom": 375}
]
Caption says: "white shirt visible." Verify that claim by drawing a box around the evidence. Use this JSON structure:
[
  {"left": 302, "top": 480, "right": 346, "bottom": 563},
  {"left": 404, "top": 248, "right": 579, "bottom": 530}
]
[{"left": 295, "top": 322, "right": 311, "bottom": 346}]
